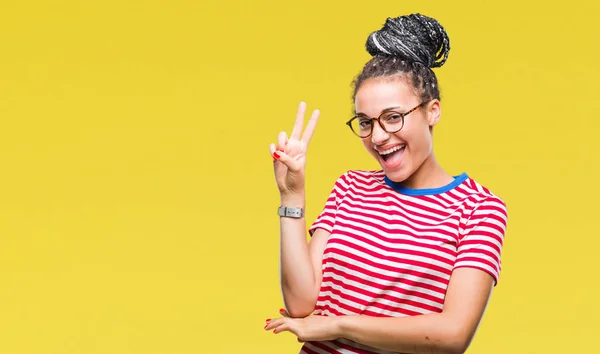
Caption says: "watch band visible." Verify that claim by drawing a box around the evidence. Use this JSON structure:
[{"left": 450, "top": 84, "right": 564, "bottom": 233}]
[{"left": 278, "top": 206, "right": 304, "bottom": 218}]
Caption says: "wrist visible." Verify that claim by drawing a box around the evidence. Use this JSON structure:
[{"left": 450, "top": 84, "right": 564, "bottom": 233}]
[
  {"left": 331, "top": 315, "right": 347, "bottom": 339},
  {"left": 280, "top": 192, "right": 305, "bottom": 207}
]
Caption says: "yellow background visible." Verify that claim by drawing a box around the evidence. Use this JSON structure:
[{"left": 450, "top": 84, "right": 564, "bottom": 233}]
[{"left": 0, "top": 0, "right": 598, "bottom": 353}]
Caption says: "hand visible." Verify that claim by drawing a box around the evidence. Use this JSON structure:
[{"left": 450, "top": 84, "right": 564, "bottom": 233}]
[
  {"left": 264, "top": 313, "right": 341, "bottom": 343},
  {"left": 269, "top": 102, "right": 320, "bottom": 196}
]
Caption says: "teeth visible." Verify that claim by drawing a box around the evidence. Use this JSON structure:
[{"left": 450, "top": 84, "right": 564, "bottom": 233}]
[{"left": 378, "top": 145, "right": 405, "bottom": 155}]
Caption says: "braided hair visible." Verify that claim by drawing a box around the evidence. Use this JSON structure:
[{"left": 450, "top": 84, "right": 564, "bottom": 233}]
[{"left": 352, "top": 14, "right": 451, "bottom": 103}]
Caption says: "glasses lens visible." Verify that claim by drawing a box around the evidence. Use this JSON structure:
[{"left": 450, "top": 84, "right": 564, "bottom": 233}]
[
  {"left": 381, "top": 112, "right": 404, "bottom": 133},
  {"left": 349, "top": 117, "right": 372, "bottom": 138}
]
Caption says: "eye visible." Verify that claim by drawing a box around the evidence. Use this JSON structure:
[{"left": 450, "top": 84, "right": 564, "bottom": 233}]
[
  {"left": 384, "top": 113, "right": 402, "bottom": 122},
  {"left": 358, "top": 119, "right": 372, "bottom": 128}
]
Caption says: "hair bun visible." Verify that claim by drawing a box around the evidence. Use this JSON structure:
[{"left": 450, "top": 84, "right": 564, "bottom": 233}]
[{"left": 365, "top": 13, "right": 450, "bottom": 68}]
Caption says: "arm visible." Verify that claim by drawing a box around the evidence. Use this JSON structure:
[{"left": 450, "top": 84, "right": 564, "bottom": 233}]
[
  {"left": 336, "top": 268, "right": 494, "bottom": 354},
  {"left": 335, "top": 196, "right": 507, "bottom": 353},
  {"left": 268, "top": 102, "right": 326, "bottom": 318},
  {"left": 266, "top": 268, "right": 494, "bottom": 353},
  {"left": 267, "top": 196, "right": 507, "bottom": 354},
  {"left": 279, "top": 193, "right": 330, "bottom": 318}
]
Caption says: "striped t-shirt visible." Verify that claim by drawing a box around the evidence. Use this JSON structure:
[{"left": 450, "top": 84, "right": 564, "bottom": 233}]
[{"left": 300, "top": 170, "right": 508, "bottom": 354}]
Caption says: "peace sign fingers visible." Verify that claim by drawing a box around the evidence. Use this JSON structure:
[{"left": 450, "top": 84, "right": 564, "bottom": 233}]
[
  {"left": 301, "top": 108, "right": 320, "bottom": 147},
  {"left": 269, "top": 101, "right": 320, "bottom": 195},
  {"left": 290, "top": 102, "right": 307, "bottom": 141},
  {"left": 289, "top": 102, "right": 320, "bottom": 147}
]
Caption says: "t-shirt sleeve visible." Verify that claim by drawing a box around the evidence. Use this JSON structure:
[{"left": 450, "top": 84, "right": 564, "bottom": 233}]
[
  {"left": 308, "top": 172, "right": 351, "bottom": 236},
  {"left": 454, "top": 196, "right": 508, "bottom": 285}
]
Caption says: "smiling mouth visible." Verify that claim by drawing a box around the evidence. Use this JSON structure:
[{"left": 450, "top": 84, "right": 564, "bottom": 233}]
[{"left": 378, "top": 144, "right": 406, "bottom": 162}]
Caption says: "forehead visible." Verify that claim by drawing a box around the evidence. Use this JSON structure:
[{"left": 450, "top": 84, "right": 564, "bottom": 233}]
[{"left": 355, "top": 78, "right": 418, "bottom": 116}]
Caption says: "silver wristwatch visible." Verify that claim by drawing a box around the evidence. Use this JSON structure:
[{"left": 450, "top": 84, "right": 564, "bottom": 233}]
[{"left": 278, "top": 206, "right": 304, "bottom": 218}]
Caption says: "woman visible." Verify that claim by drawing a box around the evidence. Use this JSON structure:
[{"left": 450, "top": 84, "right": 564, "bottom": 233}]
[{"left": 264, "top": 13, "right": 508, "bottom": 354}]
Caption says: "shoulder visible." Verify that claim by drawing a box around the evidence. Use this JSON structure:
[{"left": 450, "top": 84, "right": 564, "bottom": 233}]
[
  {"left": 458, "top": 176, "right": 508, "bottom": 222},
  {"left": 324, "top": 169, "right": 386, "bottom": 197},
  {"left": 339, "top": 169, "right": 385, "bottom": 184}
]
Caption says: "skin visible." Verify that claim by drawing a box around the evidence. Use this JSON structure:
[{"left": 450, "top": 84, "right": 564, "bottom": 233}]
[
  {"left": 356, "top": 78, "right": 453, "bottom": 189},
  {"left": 265, "top": 78, "right": 496, "bottom": 354}
]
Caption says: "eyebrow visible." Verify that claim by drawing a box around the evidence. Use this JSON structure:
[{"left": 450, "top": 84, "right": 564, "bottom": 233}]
[{"left": 354, "top": 106, "right": 406, "bottom": 116}]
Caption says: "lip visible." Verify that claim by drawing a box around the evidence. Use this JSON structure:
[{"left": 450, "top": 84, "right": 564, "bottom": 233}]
[
  {"left": 374, "top": 143, "right": 406, "bottom": 153},
  {"left": 376, "top": 144, "right": 406, "bottom": 170}
]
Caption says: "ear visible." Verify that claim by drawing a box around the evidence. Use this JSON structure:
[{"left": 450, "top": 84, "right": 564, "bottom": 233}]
[{"left": 427, "top": 99, "right": 441, "bottom": 127}]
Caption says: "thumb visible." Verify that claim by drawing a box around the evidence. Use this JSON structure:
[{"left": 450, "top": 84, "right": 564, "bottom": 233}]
[{"left": 273, "top": 150, "right": 301, "bottom": 172}]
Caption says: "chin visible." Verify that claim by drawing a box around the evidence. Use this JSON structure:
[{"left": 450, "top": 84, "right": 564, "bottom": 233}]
[
  {"left": 383, "top": 170, "right": 408, "bottom": 183},
  {"left": 380, "top": 164, "right": 412, "bottom": 183}
]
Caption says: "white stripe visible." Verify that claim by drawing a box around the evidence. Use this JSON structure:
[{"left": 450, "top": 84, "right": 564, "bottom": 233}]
[
  {"left": 336, "top": 338, "right": 399, "bottom": 354},
  {"left": 343, "top": 187, "right": 466, "bottom": 226},
  {"left": 316, "top": 340, "right": 364, "bottom": 354},
  {"left": 318, "top": 280, "right": 443, "bottom": 313},
  {"left": 324, "top": 246, "right": 452, "bottom": 282},
  {"left": 322, "top": 269, "right": 445, "bottom": 305},
  {"left": 301, "top": 342, "right": 332, "bottom": 354},
  {"left": 454, "top": 260, "right": 498, "bottom": 278},
  {"left": 324, "top": 261, "right": 448, "bottom": 297},
  {"left": 458, "top": 240, "right": 501, "bottom": 260},
  {"left": 316, "top": 302, "right": 356, "bottom": 316},
  {"left": 335, "top": 209, "right": 460, "bottom": 245},
  {"left": 351, "top": 171, "right": 493, "bottom": 203},
  {"left": 329, "top": 230, "right": 456, "bottom": 269},
  {"left": 317, "top": 286, "right": 436, "bottom": 315}
]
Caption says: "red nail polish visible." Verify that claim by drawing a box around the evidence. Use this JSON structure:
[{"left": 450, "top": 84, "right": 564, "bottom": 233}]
[
  {"left": 273, "top": 329, "right": 277, "bottom": 333},
  {"left": 264, "top": 324, "right": 268, "bottom": 329},
  {"left": 266, "top": 318, "right": 271, "bottom": 322},
  {"left": 273, "top": 152, "right": 281, "bottom": 160},
  {"left": 279, "top": 308, "right": 285, "bottom": 312}
]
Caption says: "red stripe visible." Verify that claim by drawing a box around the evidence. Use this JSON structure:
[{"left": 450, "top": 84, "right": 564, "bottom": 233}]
[
  {"left": 315, "top": 304, "right": 346, "bottom": 316},
  {"left": 322, "top": 269, "right": 445, "bottom": 305},
  {"left": 299, "top": 345, "right": 319, "bottom": 354},
  {"left": 455, "top": 256, "right": 498, "bottom": 272},
  {"left": 327, "top": 238, "right": 454, "bottom": 274},
  {"left": 324, "top": 248, "right": 450, "bottom": 285},
  {"left": 324, "top": 259, "right": 447, "bottom": 294},
  {"left": 337, "top": 202, "right": 460, "bottom": 239},
  {"left": 453, "top": 265, "right": 498, "bottom": 283},
  {"left": 319, "top": 277, "right": 444, "bottom": 313},
  {"left": 344, "top": 188, "right": 453, "bottom": 220},
  {"left": 333, "top": 340, "right": 375, "bottom": 354},
  {"left": 317, "top": 297, "right": 422, "bottom": 317},
  {"left": 334, "top": 220, "right": 458, "bottom": 258},
  {"left": 351, "top": 173, "right": 457, "bottom": 208}
]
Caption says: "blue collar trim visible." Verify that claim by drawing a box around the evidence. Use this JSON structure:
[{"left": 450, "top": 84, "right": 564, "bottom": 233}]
[{"left": 384, "top": 172, "right": 469, "bottom": 196}]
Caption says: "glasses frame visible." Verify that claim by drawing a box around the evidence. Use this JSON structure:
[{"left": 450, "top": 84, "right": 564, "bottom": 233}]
[{"left": 345, "top": 102, "right": 427, "bottom": 138}]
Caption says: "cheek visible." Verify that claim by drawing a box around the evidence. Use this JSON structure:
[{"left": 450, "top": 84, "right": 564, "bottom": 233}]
[{"left": 402, "top": 127, "right": 432, "bottom": 156}]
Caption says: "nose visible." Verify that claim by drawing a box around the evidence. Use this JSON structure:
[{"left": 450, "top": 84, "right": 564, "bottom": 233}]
[{"left": 370, "top": 121, "right": 390, "bottom": 145}]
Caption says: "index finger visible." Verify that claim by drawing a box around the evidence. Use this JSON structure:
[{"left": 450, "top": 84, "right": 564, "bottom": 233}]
[
  {"left": 290, "top": 101, "right": 307, "bottom": 141},
  {"left": 301, "top": 109, "right": 320, "bottom": 146}
]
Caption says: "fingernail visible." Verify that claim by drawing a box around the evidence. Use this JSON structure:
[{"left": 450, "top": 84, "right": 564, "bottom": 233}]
[
  {"left": 273, "top": 329, "right": 277, "bottom": 334},
  {"left": 264, "top": 324, "right": 268, "bottom": 329},
  {"left": 266, "top": 318, "right": 271, "bottom": 322},
  {"left": 273, "top": 152, "right": 281, "bottom": 160},
  {"left": 279, "top": 308, "right": 285, "bottom": 312}
]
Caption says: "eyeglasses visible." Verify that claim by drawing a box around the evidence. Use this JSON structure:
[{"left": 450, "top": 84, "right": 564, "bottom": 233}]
[{"left": 345, "top": 102, "right": 426, "bottom": 138}]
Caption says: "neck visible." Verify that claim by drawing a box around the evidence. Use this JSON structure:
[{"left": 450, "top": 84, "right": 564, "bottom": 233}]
[{"left": 401, "top": 153, "right": 453, "bottom": 190}]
